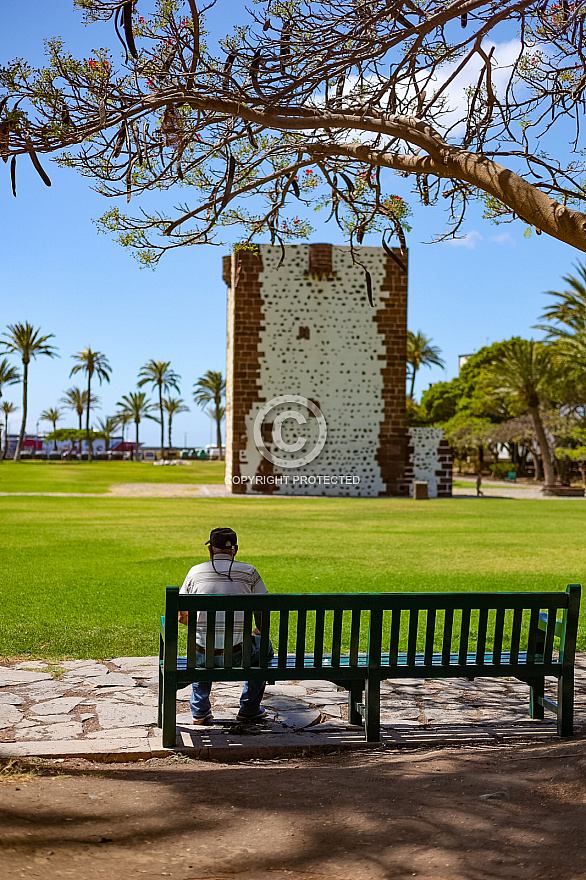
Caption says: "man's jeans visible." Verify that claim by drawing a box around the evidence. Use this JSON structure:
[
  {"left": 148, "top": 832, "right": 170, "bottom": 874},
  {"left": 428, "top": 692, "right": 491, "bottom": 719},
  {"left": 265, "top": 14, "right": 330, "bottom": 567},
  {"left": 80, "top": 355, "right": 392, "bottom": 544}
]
[{"left": 190, "top": 636, "right": 274, "bottom": 720}]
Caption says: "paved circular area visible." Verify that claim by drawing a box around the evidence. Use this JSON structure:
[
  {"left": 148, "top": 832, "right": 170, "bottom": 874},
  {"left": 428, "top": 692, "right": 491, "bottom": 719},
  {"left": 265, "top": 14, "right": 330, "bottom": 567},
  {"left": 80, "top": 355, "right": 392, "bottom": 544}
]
[{"left": 1, "top": 655, "right": 584, "bottom": 760}]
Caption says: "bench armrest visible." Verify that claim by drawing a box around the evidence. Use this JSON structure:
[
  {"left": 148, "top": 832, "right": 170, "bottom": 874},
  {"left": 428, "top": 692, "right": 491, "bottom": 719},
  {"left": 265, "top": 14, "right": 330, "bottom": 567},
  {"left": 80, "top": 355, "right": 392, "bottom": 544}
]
[{"left": 538, "top": 611, "right": 565, "bottom": 639}]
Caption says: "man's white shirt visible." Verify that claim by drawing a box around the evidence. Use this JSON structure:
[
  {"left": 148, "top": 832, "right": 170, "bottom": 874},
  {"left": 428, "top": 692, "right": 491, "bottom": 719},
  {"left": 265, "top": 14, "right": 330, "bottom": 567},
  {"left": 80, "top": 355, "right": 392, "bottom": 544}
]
[{"left": 179, "top": 553, "right": 268, "bottom": 649}]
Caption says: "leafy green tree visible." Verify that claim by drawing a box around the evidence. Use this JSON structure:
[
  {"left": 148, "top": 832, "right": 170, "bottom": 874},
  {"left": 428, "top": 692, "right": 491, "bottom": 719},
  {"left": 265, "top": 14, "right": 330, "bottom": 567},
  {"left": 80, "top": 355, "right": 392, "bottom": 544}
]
[
  {"left": 1, "top": 400, "right": 18, "bottom": 461},
  {"left": 138, "top": 360, "right": 180, "bottom": 456},
  {"left": 0, "top": 358, "right": 20, "bottom": 402},
  {"left": 1, "top": 323, "right": 58, "bottom": 461},
  {"left": 488, "top": 340, "right": 558, "bottom": 488},
  {"left": 4, "top": 3, "right": 586, "bottom": 257},
  {"left": 117, "top": 392, "right": 155, "bottom": 460},
  {"left": 420, "top": 380, "right": 462, "bottom": 425},
  {"left": 193, "top": 371, "right": 226, "bottom": 460},
  {"left": 95, "top": 415, "right": 120, "bottom": 453},
  {"left": 61, "top": 386, "right": 99, "bottom": 456},
  {"left": 162, "top": 397, "right": 189, "bottom": 449},
  {"left": 406, "top": 331, "right": 444, "bottom": 399},
  {"left": 40, "top": 406, "right": 62, "bottom": 451},
  {"left": 70, "top": 347, "right": 111, "bottom": 461}
]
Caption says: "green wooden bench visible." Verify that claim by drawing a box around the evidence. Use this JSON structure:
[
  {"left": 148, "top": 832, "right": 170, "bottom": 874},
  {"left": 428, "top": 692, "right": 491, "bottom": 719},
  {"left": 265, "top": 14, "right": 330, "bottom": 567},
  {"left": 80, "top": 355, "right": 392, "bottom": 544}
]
[
  {"left": 158, "top": 585, "right": 581, "bottom": 748},
  {"left": 504, "top": 472, "right": 517, "bottom": 482}
]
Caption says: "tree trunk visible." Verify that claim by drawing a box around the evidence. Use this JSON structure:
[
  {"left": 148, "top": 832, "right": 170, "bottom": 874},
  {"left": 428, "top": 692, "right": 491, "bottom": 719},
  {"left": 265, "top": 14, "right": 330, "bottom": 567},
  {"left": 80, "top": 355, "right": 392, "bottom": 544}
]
[
  {"left": 529, "top": 405, "right": 555, "bottom": 488},
  {"left": 409, "top": 367, "right": 417, "bottom": 399},
  {"left": 168, "top": 415, "right": 173, "bottom": 449},
  {"left": 159, "top": 385, "right": 164, "bottom": 458},
  {"left": 14, "top": 361, "right": 28, "bottom": 461},
  {"left": 78, "top": 411, "right": 83, "bottom": 457},
  {"left": 86, "top": 371, "right": 92, "bottom": 462},
  {"left": 3, "top": 415, "right": 9, "bottom": 459},
  {"left": 216, "top": 413, "right": 223, "bottom": 461},
  {"left": 135, "top": 419, "right": 139, "bottom": 462}
]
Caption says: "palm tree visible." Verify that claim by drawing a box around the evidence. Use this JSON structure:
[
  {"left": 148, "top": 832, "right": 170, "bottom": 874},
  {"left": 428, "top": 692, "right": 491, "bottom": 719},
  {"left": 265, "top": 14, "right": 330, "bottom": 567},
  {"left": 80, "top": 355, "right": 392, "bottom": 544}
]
[
  {"left": 40, "top": 407, "right": 62, "bottom": 452},
  {"left": 1, "top": 323, "right": 58, "bottom": 461},
  {"left": 406, "top": 331, "right": 445, "bottom": 399},
  {"left": 138, "top": 360, "right": 181, "bottom": 457},
  {"left": 95, "top": 415, "right": 120, "bottom": 453},
  {"left": 193, "top": 370, "right": 226, "bottom": 459},
  {"left": 536, "top": 262, "right": 586, "bottom": 339},
  {"left": 490, "top": 340, "right": 557, "bottom": 488},
  {"left": 70, "top": 348, "right": 112, "bottom": 462},
  {"left": 0, "top": 359, "right": 19, "bottom": 461},
  {"left": 0, "top": 358, "right": 20, "bottom": 402},
  {"left": 1, "top": 401, "right": 18, "bottom": 461},
  {"left": 162, "top": 397, "right": 190, "bottom": 449},
  {"left": 117, "top": 392, "right": 154, "bottom": 460},
  {"left": 61, "top": 387, "right": 99, "bottom": 457}
]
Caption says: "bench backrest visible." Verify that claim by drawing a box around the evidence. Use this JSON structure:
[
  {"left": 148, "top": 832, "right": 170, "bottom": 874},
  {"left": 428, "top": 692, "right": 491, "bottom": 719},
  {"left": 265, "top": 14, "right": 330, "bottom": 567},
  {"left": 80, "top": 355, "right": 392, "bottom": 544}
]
[{"left": 163, "top": 586, "right": 581, "bottom": 674}]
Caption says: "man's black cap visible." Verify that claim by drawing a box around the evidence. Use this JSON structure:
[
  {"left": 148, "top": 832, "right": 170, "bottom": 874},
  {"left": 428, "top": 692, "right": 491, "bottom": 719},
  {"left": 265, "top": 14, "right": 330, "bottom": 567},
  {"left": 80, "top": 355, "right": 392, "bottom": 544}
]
[{"left": 206, "top": 527, "right": 237, "bottom": 550}]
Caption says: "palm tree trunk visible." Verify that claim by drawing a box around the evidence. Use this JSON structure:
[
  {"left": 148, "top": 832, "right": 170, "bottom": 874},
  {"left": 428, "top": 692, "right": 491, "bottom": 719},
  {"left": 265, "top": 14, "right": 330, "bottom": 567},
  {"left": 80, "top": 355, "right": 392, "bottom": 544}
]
[
  {"left": 159, "top": 385, "right": 164, "bottom": 458},
  {"left": 529, "top": 405, "right": 555, "bottom": 488},
  {"left": 168, "top": 415, "right": 173, "bottom": 449},
  {"left": 78, "top": 412, "right": 83, "bottom": 457},
  {"left": 3, "top": 414, "right": 8, "bottom": 459},
  {"left": 409, "top": 366, "right": 417, "bottom": 399},
  {"left": 135, "top": 419, "right": 140, "bottom": 462},
  {"left": 14, "top": 361, "right": 28, "bottom": 461},
  {"left": 86, "top": 372, "right": 92, "bottom": 462},
  {"left": 216, "top": 413, "right": 223, "bottom": 461}
]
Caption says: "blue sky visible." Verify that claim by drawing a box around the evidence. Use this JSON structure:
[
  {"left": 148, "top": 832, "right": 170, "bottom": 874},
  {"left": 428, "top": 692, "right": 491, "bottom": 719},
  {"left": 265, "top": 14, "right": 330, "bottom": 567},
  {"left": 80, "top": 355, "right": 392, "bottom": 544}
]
[{"left": 0, "top": 1, "right": 582, "bottom": 446}]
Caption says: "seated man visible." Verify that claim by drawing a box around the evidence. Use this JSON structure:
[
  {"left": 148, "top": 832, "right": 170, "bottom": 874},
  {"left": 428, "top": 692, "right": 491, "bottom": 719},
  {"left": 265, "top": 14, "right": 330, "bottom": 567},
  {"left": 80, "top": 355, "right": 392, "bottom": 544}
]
[{"left": 178, "top": 527, "right": 273, "bottom": 725}]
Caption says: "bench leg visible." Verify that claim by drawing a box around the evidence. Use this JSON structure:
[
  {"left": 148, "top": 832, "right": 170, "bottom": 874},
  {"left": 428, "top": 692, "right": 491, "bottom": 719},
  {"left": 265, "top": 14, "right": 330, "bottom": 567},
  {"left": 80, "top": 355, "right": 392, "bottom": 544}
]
[
  {"left": 528, "top": 677, "right": 544, "bottom": 720},
  {"left": 557, "top": 671, "right": 574, "bottom": 737},
  {"left": 364, "top": 678, "right": 381, "bottom": 742},
  {"left": 348, "top": 681, "right": 363, "bottom": 726},
  {"left": 162, "top": 674, "right": 178, "bottom": 749},
  {"left": 157, "top": 662, "right": 163, "bottom": 728}
]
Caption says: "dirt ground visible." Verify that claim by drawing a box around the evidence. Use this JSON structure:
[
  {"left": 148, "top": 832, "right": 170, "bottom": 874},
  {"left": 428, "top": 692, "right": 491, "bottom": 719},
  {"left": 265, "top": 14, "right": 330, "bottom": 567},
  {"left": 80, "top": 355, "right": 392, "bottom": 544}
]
[{"left": 1, "top": 739, "right": 586, "bottom": 880}]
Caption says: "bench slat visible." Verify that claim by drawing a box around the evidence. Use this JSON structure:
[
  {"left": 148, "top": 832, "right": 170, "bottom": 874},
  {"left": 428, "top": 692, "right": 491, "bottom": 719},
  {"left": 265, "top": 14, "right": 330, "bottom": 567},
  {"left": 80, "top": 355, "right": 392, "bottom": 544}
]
[
  {"left": 259, "top": 610, "right": 271, "bottom": 666},
  {"left": 476, "top": 607, "right": 488, "bottom": 665},
  {"left": 442, "top": 609, "right": 453, "bottom": 665},
  {"left": 492, "top": 607, "right": 505, "bottom": 665},
  {"left": 187, "top": 613, "right": 197, "bottom": 669},
  {"left": 314, "top": 608, "right": 325, "bottom": 668},
  {"left": 224, "top": 611, "right": 234, "bottom": 667},
  {"left": 389, "top": 609, "right": 401, "bottom": 665},
  {"left": 544, "top": 608, "right": 557, "bottom": 663},
  {"left": 424, "top": 608, "right": 436, "bottom": 666},
  {"left": 296, "top": 610, "right": 307, "bottom": 667},
  {"left": 278, "top": 610, "right": 289, "bottom": 667},
  {"left": 349, "top": 609, "right": 361, "bottom": 667},
  {"left": 458, "top": 608, "right": 471, "bottom": 666},
  {"left": 509, "top": 607, "right": 523, "bottom": 665},
  {"left": 205, "top": 611, "right": 216, "bottom": 669},
  {"left": 527, "top": 606, "right": 540, "bottom": 663},
  {"left": 242, "top": 611, "right": 253, "bottom": 667},
  {"left": 331, "top": 609, "right": 343, "bottom": 666},
  {"left": 407, "top": 609, "right": 419, "bottom": 666}
]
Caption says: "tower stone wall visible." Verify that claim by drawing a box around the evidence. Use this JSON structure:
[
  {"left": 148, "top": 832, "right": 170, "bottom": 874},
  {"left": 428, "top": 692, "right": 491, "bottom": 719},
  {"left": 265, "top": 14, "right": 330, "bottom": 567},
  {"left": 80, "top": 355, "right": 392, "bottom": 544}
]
[{"left": 223, "top": 243, "right": 450, "bottom": 497}]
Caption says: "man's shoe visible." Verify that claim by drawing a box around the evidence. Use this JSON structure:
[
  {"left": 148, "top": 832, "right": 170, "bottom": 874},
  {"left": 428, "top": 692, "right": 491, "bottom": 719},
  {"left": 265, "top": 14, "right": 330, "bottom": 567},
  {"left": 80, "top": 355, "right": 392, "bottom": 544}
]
[
  {"left": 192, "top": 713, "right": 213, "bottom": 725},
  {"left": 235, "top": 708, "right": 268, "bottom": 723}
]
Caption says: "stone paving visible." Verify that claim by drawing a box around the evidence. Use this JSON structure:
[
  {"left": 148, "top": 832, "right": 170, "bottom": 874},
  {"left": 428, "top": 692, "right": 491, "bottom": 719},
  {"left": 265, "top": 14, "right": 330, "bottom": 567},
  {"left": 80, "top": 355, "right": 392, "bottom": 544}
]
[{"left": 0, "top": 655, "right": 585, "bottom": 761}]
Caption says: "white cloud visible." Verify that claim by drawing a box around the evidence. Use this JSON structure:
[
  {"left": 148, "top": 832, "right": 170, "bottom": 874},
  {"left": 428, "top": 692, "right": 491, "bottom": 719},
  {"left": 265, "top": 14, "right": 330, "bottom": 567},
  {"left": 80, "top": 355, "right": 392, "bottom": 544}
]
[
  {"left": 490, "top": 232, "right": 515, "bottom": 245},
  {"left": 443, "top": 230, "right": 482, "bottom": 249}
]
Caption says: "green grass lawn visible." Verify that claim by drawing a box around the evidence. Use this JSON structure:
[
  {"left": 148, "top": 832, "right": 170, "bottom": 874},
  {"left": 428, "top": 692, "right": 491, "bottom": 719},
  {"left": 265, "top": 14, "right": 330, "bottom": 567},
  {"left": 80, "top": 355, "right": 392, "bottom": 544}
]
[
  {"left": 0, "top": 460, "right": 225, "bottom": 493},
  {"left": 1, "top": 494, "right": 585, "bottom": 658}
]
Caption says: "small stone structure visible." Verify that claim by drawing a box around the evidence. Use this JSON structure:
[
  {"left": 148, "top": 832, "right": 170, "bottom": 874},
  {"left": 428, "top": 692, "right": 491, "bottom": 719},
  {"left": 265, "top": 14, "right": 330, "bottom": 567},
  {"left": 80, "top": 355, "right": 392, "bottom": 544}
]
[{"left": 223, "top": 243, "right": 451, "bottom": 497}]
